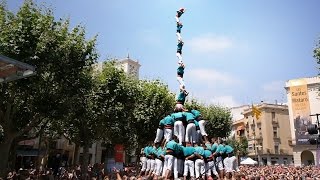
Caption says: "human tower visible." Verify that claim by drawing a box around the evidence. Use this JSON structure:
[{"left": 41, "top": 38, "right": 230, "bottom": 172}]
[{"left": 139, "top": 8, "right": 238, "bottom": 180}]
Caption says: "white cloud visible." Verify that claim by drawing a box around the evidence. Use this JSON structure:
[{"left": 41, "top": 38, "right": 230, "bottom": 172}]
[
  {"left": 187, "top": 33, "right": 233, "bottom": 53},
  {"left": 210, "top": 95, "right": 240, "bottom": 108},
  {"left": 188, "top": 68, "right": 238, "bottom": 85}
]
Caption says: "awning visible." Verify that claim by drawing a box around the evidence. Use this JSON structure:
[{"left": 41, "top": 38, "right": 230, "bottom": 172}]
[
  {"left": 0, "top": 54, "right": 36, "bottom": 83},
  {"left": 18, "top": 140, "right": 36, "bottom": 146},
  {"left": 16, "top": 149, "right": 45, "bottom": 157}
]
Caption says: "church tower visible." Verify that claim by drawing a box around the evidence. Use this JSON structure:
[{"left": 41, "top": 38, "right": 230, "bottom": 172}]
[{"left": 116, "top": 54, "right": 141, "bottom": 79}]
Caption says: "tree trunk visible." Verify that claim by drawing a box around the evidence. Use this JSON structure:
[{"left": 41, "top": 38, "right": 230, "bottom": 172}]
[
  {"left": 81, "top": 143, "right": 90, "bottom": 179},
  {"left": 0, "top": 138, "right": 14, "bottom": 178},
  {"left": 73, "top": 144, "right": 80, "bottom": 166}
]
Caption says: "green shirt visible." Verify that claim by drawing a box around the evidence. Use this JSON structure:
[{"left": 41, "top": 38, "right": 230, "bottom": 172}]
[
  {"left": 183, "top": 112, "right": 195, "bottom": 122},
  {"left": 211, "top": 143, "right": 218, "bottom": 153}
]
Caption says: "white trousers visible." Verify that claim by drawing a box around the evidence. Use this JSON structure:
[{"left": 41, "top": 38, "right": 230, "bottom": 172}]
[
  {"left": 185, "top": 123, "right": 196, "bottom": 144},
  {"left": 176, "top": 32, "right": 182, "bottom": 41},
  {"left": 154, "top": 128, "right": 163, "bottom": 143},
  {"left": 164, "top": 155, "right": 175, "bottom": 174},
  {"left": 164, "top": 128, "right": 173, "bottom": 142},
  {"left": 195, "top": 159, "right": 205, "bottom": 179},
  {"left": 206, "top": 161, "right": 219, "bottom": 177},
  {"left": 176, "top": 52, "right": 183, "bottom": 61},
  {"left": 175, "top": 16, "right": 180, "bottom": 23},
  {"left": 183, "top": 160, "right": 195, "bottom": 177},
  {"left": 154, "top": 159, "right": 163, "bottom": 176},
  {"left": 177, "top": 76, "right": 185, "bottom": 87},
  {"left": 224, "top": 156, "right": 237, "bottom": 173},
  {"left": 141, "top": 157, "right": 147, "bottom": 171},
  {"left": 146, "top": 159, "right": 155, "bottom": 172},
  {"left": 199, "top": 120, "right": 208, "bottom": 136},
  {"left": 197, "top": 130, "right": 201, "bottom": 143},
  {"left": 216, "top": 156, "right": 224, "bottom": 171},
  {"left": 173, "top": 158, "right": 184, "bottom": 178},
  {"left": 174, "top": 121, "right": 185, "bottom": 144}
]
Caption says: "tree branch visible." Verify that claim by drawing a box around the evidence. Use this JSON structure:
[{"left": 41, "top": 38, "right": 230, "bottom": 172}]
[{"left": 16, "top": 114, "right": 43, "bottom": 138}]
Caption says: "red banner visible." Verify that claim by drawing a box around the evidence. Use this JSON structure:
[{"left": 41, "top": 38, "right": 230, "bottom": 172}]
[{"left": 114, "top": 144, "right": 124, "bottom": 162}]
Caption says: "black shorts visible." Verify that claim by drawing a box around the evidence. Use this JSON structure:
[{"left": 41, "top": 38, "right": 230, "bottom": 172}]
[
  {"left": 177, "top": 30, "right": 181, "bottom": 33},
  {"left": 177, "top": 49, "right": 182, "bottom": 54},
  {"left": 177, "top": 72, "right": 183, "bottom": 77}
]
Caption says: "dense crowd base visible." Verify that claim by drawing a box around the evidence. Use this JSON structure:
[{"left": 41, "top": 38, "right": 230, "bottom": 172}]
[{"left": 4, "top": 165, "right": 320, "bottom": 180}]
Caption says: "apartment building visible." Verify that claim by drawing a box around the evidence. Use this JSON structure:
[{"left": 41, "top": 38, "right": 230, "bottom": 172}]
[
  {"left": 285, "top": 76, "right": 320, "bottom": 166},
  {"left": 233, "top": 103, "right": 293, "bottom": 165}
]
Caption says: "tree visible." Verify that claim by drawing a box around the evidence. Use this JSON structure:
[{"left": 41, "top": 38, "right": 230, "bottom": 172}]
[
  {"left": 0, "top": 1, "right": 97, "bottom": 176},
  {"left": 185, "top": 100, "right": 233, "bottom": 138},
  {"left": 314, "top": 37, "right": 320, "bottom": 73},
  {"left": 227, "top": 136, "right": 248, "bottom": 157},
  {"left": 95, "top": 61, "right": 175, "bottom": 152}
]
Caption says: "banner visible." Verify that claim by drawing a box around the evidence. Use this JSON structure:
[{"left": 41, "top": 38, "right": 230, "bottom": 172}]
[
  {"left": 289, "top": 80, "right": 312, "bottom": 145},
  {"left": 114, "top": 144, "right": 124, "bottom": 163}
]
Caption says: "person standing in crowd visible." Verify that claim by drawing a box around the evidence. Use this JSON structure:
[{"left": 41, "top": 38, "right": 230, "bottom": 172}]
[
  {"left": 164, "top": 136, "right": 179, "bottom": 180},
  {"left": 172, "top": 105, "right": 186, "bottom": 145},
  {"left": 154, "top": 118, "right": 165, "bottom": 143},
  {"left": 154, "top": 143, "right": 165, "bottom": 179},
  {"left": 194, "top": 143, "right": 205, "bottom": 180},
  {"left": 174, "top": 144, "right": 185, "bottom": 179},
  {"left": 204, "top": 144, "right": 219, "bottom": 180},
  {"left": 184, "top": 111, "right": 197, "bottom": 146},
  {"left": 213, "top": 139, "right": 225, "bottom": 179},
  {"left": 183, "top": 144, "right": 196, "bottom": 180},
  {"left": 191, "top": 109, "right": 209, "bottom": 143},
  {"left": 223, "top": 141, "right": 238, "bottom": 179},
  {"left": 163, "top": 114, "right": 175, "bottom": 143},
  {"left": 139, "top": 147, "right": 147, "bottom": 177}
]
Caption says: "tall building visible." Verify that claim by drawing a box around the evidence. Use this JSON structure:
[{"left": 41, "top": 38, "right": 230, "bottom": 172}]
[
  {"left": 233, "top": 103, "right": 293, "bottom": 165},
  {"left": 93, "top": 55, "right": 141, "bottom": 79},
  {"left": 115, "top": 55, "right": 141, "bottom": 79},
  {"left": 285, "top": 76, "right": 320, "bottom": 166}
]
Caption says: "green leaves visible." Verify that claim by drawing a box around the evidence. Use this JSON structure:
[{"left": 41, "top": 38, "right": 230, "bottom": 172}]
[
  {"left": 185, "top": 100, "right": 232, "bottom": 138},
  {"left": 227, "top": 137, "right": 248, "bottom": 156}
]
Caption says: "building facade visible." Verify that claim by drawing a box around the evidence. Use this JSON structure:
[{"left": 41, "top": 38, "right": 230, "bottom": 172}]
[
  {"left": 233, "top": 103, "right": 293, "bottom": 165},
  {"left": 285, "top": 76, "right": 320, "bottom": 166}
]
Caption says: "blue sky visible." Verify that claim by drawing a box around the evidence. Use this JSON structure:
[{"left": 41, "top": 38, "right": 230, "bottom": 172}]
[{"left": 8, "top": 0, "right": 320, "bottom": 107}]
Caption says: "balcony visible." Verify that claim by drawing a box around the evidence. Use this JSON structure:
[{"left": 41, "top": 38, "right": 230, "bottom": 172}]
[{"left": 280, "top": 148, "right": 289, "bottom": 155}]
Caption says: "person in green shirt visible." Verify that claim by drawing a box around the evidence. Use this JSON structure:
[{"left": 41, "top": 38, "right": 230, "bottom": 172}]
[
  {"left": 154, "top": 144, "right": 165, "bottom": 178},
  {"left": 172, "top": 106, "right": 186, "bottom": 145},
  {"left": 176, "top": 85, "right": 189, "bottom": 105},
  {"left": 183, "top": 112, "right": 197, "bottom": 146},
  {"left": 222, "top": 142, "right": 238, "bottom": 179},
  {"left": 154, "top": 118, "right": 165, "bottom": 144},
  {"left": 183, "top": 145, "right": 196, "bottom": 179},
  {"left": 175, "top": 7, "right": 186, "bottom": 23},
  {"left": 194, "top": 143, "right": 205, "bottom": 179},
  {"left": 164, "top": 136, "right": 179, "bottom": 179},
  {"left": 177, "top": 60, "right": 185, "bottom": 88},
  {"left": 214, "top": 139, "right": 225, "bottom": 179}
]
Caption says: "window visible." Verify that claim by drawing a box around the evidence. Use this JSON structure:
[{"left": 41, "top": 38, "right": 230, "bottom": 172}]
[
  {"left": 273, "top": 127, "right": 277, "bottom": 137},
  {"left": 272, "top": 112, "right": 275, "bottom": 120},
  {"left": 274, "top": 145, "right": 279, "bottom": 154}
]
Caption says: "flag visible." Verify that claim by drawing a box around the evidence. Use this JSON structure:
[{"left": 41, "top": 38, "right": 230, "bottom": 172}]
[{"left": 252, "top": 104, "right": 262, "bottom": 120}]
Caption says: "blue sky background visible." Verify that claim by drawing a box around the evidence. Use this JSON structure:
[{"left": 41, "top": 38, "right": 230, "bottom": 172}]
[{"left": 7, "top": 0, "right": 320, "bottom": 107}]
